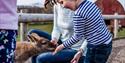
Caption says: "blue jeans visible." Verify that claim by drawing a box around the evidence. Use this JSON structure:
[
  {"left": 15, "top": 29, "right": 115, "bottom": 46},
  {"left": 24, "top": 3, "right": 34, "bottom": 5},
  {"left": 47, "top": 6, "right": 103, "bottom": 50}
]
[
  {"left": 27, "top": 29, "right": 51, "bottom": 40},
  {"left": 84, "top": 42, "right": 112, "bottom": 63},
  {"left": 27, "top": 29, "right": 62, "bottom": 44},
  {"left": 27, "top": 29, "right": 84, "bottom": 63},
  {"left": 36, "top": 49, "right": 84, "bottom": 63}
]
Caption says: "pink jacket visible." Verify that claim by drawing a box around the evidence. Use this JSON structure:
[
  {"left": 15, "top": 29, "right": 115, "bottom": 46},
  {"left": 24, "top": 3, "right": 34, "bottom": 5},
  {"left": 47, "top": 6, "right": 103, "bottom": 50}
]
[{"left": 0, "top": 0, "right": 18, "bottom": 30}]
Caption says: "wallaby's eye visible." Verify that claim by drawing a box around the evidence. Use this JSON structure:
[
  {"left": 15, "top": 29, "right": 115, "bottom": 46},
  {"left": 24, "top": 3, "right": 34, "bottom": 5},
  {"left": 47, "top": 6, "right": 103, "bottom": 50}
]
[{"left": 41, "top": 41, "right": 47, "bottom": 44}]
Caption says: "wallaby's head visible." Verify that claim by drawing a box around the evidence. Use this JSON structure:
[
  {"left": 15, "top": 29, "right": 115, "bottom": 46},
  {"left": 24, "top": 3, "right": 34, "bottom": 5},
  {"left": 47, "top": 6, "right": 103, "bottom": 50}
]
[
  {"left": 28, "top": 33, "right": 57, "bottom": 51},
  {"left": 15, "top": 33, "right": 57, "bottom": 63}
]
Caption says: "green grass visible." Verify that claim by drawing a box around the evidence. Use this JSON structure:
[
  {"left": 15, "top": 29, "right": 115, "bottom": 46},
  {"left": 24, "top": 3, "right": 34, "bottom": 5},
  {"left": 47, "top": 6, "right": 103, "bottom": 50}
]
[
  {"left": 118, "top": 28, "right": 125, "bottom": 37},
  {"left": 28, "top": 23, "right": 53, "bottom": 33},
  {"left": 17, "top": 23, "right": 53, "bottom": 41},
  {"left": 17, "top": 23, "right": 125, "bottom": 41}
]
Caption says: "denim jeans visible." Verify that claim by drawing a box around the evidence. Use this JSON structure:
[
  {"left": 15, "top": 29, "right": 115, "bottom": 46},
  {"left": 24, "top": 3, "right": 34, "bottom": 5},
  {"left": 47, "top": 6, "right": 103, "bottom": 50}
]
[
  {"left": 84, "top": 42, "right": 112, "bottom": 63},
  {"left": 27, "top": 29, "right": 62, "bottom": 44},
  {"left": 27, "top": 29, "right": 84, "bottom": 63},
  {"left": 36, "top": 48, "right": 84, "bottom": 63},
  {"left": 27, "top": 29, "right": 51, "bottom": 40}
]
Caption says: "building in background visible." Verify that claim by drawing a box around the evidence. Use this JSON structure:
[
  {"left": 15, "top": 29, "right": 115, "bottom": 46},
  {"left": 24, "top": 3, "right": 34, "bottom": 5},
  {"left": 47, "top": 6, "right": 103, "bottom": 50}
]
[
  {"left": 17, "top": 0, "right": 125, "bottom": 30},
  {"left": 88, "top": 0, "right": 125, "bottom": 30},
  {"left": 95, "top": 0, "right": 125, "bottom": 30}
]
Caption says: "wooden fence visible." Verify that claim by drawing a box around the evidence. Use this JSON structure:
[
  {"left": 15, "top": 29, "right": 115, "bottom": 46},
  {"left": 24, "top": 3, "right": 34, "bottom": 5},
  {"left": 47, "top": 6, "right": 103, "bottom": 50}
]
[{"left": 18, "top": 13, "right": 125, "bottom": 41}]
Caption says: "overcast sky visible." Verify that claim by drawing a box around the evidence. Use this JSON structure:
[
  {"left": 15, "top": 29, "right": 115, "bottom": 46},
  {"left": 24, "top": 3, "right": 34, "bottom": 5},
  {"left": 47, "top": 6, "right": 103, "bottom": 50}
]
[
  {"left": 17, "top": 0, "right": 125, "bottom": 10},
  {"left": 17, "top": 0, "right": 45, "bottom": 8}
]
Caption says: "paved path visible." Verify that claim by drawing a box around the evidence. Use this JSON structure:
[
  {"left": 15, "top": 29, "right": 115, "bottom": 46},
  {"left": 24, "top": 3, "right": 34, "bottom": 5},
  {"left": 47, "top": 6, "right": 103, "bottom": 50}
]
[{"left": 108, "top": 38, "right": 125, "bottom": 63}]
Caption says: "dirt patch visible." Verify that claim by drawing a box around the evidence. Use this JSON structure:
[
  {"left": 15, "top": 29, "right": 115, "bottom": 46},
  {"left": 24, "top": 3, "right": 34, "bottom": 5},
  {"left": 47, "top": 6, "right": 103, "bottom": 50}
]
[
  {"left": 107, "top": 39, "right": 125, "bottom": 63},
  {"left": 24, "top": 38, "right": 125, "bottom": 63}
]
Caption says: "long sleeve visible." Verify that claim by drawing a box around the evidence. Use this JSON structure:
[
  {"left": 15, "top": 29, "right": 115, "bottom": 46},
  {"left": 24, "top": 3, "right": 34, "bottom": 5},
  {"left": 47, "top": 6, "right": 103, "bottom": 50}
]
[
  {"left": 51, "top": 5, "right": 61, "bottom": 41},
  {"left": 63, "top": 15, "right": 85, "bottom": 48},
  {"left": 63, "top": 0, "right": 112, "bottom": 48}
]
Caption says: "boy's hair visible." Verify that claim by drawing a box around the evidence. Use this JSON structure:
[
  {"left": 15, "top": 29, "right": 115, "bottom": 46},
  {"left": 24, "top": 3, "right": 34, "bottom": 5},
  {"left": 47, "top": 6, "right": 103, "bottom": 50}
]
[{"left": 45, "top": 0, "right": 57, "bottom": 8}]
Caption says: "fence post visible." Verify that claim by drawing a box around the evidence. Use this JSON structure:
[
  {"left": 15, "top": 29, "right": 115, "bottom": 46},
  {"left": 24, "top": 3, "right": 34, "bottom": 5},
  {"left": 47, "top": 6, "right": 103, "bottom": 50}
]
[
  {"left": 20, "top": 23, "right": 28, "bottom": 42},
  {"left": 19, "top": 10, "right": 28, "bottom": 42},
  {"left": 114, "top": 13, "right": 118, "bottom": 38},
  {"left": 20, "top": 23, "right": 24, "bottom": 42}
]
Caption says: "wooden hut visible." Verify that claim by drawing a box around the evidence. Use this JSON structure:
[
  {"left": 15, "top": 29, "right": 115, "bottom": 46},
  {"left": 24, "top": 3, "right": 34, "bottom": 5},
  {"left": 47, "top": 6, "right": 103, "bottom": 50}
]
[
  {"left": 95, "top": 0, "right": 125, "bottom": 30},
  {"left": 95, "top": 0, "right": 125, "bottom": 34}
]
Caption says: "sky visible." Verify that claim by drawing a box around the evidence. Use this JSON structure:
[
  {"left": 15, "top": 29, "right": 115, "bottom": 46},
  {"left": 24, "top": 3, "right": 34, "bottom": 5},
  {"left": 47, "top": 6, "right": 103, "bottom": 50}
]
[
  {"left": 17, "top": 0, "right": 45, "bottom": 8},
  {"left": 17, "top": 0, "right": 125, "bottom": 10}
]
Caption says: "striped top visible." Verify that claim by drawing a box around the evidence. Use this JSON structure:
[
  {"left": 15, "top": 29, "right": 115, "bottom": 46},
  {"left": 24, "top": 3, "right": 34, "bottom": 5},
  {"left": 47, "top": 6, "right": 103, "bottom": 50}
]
[
  {"left": 52, "top": 3, "right": 87, "bottom": 51},
  {"left": 63, "top": 0, "right": 112, "bottom": 48}
]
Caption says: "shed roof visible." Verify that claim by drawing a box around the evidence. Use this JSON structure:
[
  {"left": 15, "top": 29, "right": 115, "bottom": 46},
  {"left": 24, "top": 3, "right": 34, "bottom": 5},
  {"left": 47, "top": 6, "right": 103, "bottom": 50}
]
[{"left": 88, "top": 0, "right": 125, "bottom": 10}]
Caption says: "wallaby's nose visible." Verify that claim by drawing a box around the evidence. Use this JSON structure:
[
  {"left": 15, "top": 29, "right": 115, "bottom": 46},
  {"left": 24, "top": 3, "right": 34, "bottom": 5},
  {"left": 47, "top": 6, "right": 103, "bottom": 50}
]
[{"left": 48, "top": 42, "right": 57, "bottom": 48}]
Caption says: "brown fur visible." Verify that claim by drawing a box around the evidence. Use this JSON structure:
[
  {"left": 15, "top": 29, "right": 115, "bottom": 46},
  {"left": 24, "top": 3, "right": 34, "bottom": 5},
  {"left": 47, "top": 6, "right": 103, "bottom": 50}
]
[{"left": 15, "top": 33, "right": 56, "bottom": 63}]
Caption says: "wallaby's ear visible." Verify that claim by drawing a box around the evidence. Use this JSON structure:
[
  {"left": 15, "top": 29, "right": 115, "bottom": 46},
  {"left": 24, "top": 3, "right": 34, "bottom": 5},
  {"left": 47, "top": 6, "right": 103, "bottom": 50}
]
[
  {"left": 27, "top": 34, "right": 36, "bottom": 43},
  {"left": 30, "top": 33, "right": 44, "bottom": 43},
  {"left": 30, "top": 33, "right": 50, "bottom": 44}
]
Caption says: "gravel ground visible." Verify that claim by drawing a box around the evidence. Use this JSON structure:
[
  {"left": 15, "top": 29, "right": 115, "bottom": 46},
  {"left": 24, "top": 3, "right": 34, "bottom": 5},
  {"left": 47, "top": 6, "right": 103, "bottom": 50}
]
[
  {"left": 107, "top": 38, "right": 125, "bottom": 63},
  {"left": 25, "top": 38, "right": 125, "bottom": 63}
]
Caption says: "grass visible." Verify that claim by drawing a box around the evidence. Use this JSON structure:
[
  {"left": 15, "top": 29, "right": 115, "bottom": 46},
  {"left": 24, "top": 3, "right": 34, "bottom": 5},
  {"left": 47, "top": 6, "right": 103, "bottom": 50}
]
[
  {"left": 118, "top": 28, "right": 125, "bottom": 37},
  {"left": 28, "top": 23, "right": 53, "bottom": 33},
  {"left": 17, "top": 23, "right": 125, "bottom": 41},
  {"left": 17, "top": 23, "right": 53, "bottom": 41}
]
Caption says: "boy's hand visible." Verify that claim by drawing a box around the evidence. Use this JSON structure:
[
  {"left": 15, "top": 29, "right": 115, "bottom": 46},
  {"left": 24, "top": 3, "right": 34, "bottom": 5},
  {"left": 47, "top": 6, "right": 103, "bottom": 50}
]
[
  {"left": 70, "top": 49, "right": 83, "bottom": 63},
  {"left": 53, "top": 44, "right": 64, "bottom": 55}
]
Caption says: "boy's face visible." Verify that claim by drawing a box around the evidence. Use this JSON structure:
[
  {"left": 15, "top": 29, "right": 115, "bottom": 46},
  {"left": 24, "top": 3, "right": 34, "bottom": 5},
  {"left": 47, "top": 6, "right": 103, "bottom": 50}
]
[{"left": 58, "top": 0, "right": 77, "bottom": 10}]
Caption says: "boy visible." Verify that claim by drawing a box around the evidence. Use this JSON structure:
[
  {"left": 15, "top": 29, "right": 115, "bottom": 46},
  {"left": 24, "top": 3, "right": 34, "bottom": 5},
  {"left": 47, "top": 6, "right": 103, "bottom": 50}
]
[{"left": 53, "top": 0, "right": 112, "bottom": 63}]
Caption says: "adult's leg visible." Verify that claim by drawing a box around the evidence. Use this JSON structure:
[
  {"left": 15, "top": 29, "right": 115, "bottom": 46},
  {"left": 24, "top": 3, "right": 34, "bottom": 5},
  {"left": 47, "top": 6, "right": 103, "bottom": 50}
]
[
  {"left": 36, "top": 48, "right": 78, "bottom": 63},
  {"left": 27, "top": 29, "right": 51, "bottom": 40},
  {"left": 27, "top": 29, "right": 62, "bottom": 43},
  {"left": 0, "top": 30, "right": 17, "bottom": 63}
]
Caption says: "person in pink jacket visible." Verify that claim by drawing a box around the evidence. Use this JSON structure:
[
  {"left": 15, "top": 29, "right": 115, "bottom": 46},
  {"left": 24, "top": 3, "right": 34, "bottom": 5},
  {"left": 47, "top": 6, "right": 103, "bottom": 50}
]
[{"left": 0, "top": 0, "right": 18, "bottom": 62}]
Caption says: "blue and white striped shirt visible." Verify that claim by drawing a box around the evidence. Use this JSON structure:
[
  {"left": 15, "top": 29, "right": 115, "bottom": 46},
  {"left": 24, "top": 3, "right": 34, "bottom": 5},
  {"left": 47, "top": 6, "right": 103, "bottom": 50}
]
[{"left": 63, "top": 0, "right": 112, "bottom": 48}]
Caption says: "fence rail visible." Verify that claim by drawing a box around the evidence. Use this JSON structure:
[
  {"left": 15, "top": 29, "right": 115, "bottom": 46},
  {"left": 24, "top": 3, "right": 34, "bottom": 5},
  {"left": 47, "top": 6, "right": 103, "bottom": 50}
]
[
  {"left": 18, "top": 13, "right": 53, "bottom": 22},
  {"left": 18, "top": 13, "right": 125, "bottom": 22},
  {"left": 18, "top": 13, "right": 125, "bottom": 41}
]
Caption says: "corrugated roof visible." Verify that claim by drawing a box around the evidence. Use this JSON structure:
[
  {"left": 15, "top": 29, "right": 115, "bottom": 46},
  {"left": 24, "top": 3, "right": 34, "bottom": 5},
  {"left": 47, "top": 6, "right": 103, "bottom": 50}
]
[{"left": 88, "top": 0, "right": 125, "bottom": 10}]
